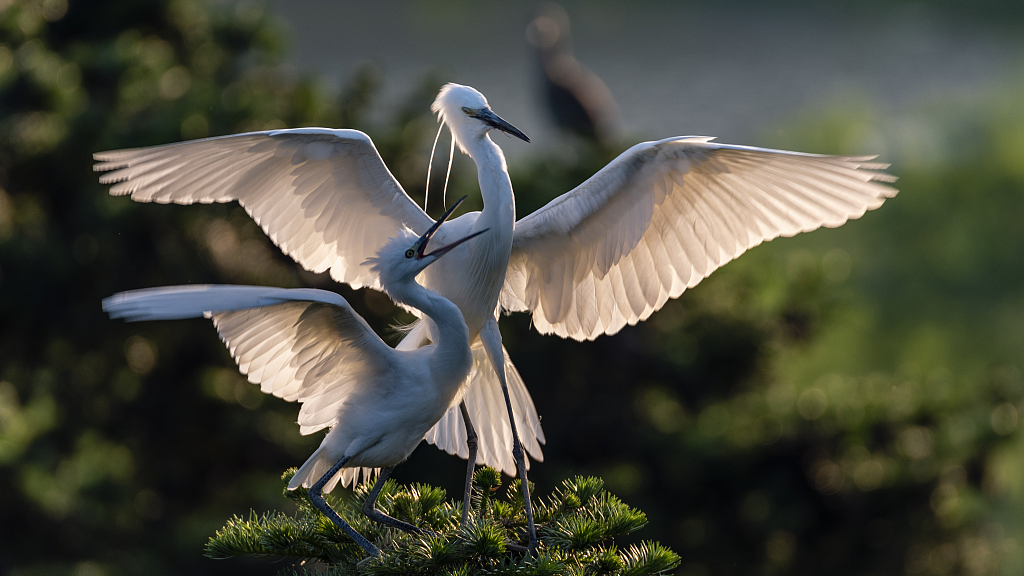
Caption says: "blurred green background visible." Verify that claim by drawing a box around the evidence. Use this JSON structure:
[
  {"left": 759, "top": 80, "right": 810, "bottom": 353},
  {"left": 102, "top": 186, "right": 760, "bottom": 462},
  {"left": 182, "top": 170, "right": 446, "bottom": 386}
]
[{"left": 2, "top": 0, "right": 1024, "bottom": 574}]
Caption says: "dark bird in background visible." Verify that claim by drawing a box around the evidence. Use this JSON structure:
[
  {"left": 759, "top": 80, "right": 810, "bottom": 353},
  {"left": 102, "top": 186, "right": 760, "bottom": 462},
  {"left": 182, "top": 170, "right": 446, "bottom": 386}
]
[{"left": 526, "top": 3, "right": 622, "bottom": 144}]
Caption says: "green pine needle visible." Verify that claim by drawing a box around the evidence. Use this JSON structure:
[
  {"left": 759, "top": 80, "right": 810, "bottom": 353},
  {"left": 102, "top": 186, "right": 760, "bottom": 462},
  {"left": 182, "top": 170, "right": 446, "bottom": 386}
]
[
  {"left": 205, "top": 469, "right": 679, "bottom": 576},
  {"left": 620, "top": 541, "right": 681, "bottom": 576}
]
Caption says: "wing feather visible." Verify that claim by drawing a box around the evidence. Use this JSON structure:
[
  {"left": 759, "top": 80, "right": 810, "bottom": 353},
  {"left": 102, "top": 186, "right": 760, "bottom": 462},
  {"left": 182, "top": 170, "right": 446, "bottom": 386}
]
[
  {"left": 103, "top": 285, "right": 394, "bottom": 430},
  {"left": 504, "top": 137, "right": 897, "bottom": 341},
  {"left": 95, "top": 129, "right": 433, "bottom": 291}
]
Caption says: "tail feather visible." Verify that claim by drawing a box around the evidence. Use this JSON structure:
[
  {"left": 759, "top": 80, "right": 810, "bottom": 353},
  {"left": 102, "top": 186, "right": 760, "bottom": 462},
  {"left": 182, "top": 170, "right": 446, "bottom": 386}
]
[
  {"left": 337, "top": 467, "right": 378, "bottom": 490},
  {"left": 289, "top": 444, "right": 332, "bottom": 490},
  {"left": 288, "top": 446, "right": 378, "bottom": 493}
]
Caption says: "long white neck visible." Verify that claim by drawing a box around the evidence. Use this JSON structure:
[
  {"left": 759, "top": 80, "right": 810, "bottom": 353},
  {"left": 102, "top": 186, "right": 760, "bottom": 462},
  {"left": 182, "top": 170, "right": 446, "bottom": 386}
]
[
  {"left": 389, "top": 276, "right": 471, "bottom": 387},
  {"left": 417, "top": 131, "right": 516, "bottom": 336},
  {"left": 465, "top": 134, "right": 515, "bottom": 236}
]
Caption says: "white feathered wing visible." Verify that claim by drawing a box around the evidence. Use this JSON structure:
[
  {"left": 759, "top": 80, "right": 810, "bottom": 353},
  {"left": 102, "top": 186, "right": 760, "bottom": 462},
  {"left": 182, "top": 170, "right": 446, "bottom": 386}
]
[
  {"left": 94, "top": 129, "right": 433, "bottom": 292},
  {"left": 502, "top": 137, "right": 898, "bottom": 341},
  {"left": 103, "top": 285, "right": 393, "bottom": 490}
]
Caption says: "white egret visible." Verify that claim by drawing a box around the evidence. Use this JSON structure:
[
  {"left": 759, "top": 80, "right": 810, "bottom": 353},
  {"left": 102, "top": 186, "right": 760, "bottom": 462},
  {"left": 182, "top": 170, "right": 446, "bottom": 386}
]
[
  {"left": 94, "top": 83, "right": 898, "bottom": 551},
  {"left": 103, "top": 199, "right": 486, "bottom": 558}
]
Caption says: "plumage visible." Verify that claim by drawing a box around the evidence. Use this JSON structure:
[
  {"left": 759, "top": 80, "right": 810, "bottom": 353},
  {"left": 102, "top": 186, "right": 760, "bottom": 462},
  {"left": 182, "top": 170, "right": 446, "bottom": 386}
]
[
  {"left": 103, "top": 213, "right": 485, "bottom": 557},
  {"left": 502, "top": 137, "right": 897, "bottom": 340},
  {"left": 95, "top": 129, "right": 434, "bottom": 291}
]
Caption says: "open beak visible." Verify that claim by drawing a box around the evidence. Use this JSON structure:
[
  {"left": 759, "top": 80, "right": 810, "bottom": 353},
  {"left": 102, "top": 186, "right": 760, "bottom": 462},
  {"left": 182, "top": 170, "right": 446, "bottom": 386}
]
[
  {"left": 425, "top": 227, "right": 489, "bottom": 259},
  {"left": 418, "top": 195, "right": 489, "bottom": 258},
  {"left": 473, "top": 108, "right": 531, "bottom": 143}
]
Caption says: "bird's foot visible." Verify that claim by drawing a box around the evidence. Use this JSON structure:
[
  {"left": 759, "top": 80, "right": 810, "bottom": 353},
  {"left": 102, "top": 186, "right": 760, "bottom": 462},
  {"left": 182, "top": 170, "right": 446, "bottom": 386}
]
[
  {"left": 413, "top": 526, "right": 441, "bottom": 539},
  {"left": 506, "top": 541, "right": 529, "bottom": 553},
  {"left": 527, "top": 536, "right": 538, "bottom": 557}
]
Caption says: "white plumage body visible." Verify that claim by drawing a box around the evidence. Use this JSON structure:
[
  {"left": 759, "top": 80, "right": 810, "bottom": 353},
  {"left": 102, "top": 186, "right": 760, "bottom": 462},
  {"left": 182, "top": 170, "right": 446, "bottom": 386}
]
[
  {"left": 103, "top": 225, "right": 477, "bottom": 493},
  {"left": 293, "top": 344, "right": 466, "bottom": 491}
]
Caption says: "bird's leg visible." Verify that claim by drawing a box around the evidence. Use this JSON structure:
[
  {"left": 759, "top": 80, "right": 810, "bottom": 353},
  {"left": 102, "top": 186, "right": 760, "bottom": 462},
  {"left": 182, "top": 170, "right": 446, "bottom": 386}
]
[
  {"left": 459, "top": 400, "right": 478, "bottom": 526},
  {"left": 309, "top": 456, "right": 381, "bottom": 558},
  {"left": 361, "top": 467, "right": 435, "bottom": 537},
  {"left": 480, "top": 319, "right": 538, "bottom": 553}
]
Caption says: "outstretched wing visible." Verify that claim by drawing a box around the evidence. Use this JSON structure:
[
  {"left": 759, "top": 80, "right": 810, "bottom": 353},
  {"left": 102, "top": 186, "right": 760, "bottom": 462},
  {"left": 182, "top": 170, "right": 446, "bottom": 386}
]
[
  {"left": 103, "top": 285, "right": 394, "bottom": 432},
  {"left": 94, "top": 129, "right": 434, "bottom": 291},
  {"left": 502, "top": 137, "right": 898, "bottom": 341}
]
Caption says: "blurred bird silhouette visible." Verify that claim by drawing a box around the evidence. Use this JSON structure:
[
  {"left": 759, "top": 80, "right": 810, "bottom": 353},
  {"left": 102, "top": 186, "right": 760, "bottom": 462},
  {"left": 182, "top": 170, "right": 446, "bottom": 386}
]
[{"left": 526, "top": 3, "right": 621, "bottom": 144}]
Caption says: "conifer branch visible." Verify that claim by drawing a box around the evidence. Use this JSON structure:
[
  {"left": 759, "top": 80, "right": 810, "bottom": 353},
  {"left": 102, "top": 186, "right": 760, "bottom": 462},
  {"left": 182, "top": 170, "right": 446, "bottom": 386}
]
[{"left": 206, "top": 468, "right": 680, "bottom": 575}]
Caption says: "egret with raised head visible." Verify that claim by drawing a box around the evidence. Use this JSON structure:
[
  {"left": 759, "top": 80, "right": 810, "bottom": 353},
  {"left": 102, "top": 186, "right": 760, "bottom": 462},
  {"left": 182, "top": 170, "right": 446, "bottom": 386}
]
[{"left": 103, "top": 199, "right": 486, "bottom": 558}]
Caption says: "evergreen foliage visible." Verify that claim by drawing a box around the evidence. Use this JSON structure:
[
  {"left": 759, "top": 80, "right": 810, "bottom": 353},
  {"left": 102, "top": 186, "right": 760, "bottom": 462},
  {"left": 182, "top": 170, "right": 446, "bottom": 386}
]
[{"left": 205, "top": 469, "right": 679, "bottom": 576}]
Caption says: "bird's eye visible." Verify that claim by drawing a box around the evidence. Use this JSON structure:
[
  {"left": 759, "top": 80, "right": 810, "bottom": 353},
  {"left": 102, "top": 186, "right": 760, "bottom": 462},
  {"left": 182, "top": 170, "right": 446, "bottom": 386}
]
[
  {"left": 405, "top": 249, "right": 415, "bottom": 259},
  {"left": 461, "top": 106, "right": 473, "bottom": 115}
]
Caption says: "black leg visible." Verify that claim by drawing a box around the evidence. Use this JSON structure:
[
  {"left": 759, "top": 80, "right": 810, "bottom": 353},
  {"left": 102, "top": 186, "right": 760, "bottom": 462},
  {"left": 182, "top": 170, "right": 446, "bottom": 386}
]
[
  {"left": 504, "top": 393, "right": 538, "bottom": 552},
  {"left": 361, "top": 467, "right": 436, "bottom": 536},
  {"left": 459, "top": 401, "right": 478, "bottom": 526},
  {"left": 309, "top": 456, "right": 381, "bottom": 557},
  {"left": 481, "top": 320, "right": 538, "bottom": 553}
]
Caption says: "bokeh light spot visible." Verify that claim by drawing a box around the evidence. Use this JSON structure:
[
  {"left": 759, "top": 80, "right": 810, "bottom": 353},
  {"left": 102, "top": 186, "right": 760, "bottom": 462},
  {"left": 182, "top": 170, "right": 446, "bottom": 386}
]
[
  {"left": 698, "top": 404, "right": 729, "bottom": 437},
  {"left": 765, "top": 381, "right": 795, "bottom": 415},
  {"left": 124, "top": 336, "right": 156, "bottom": 375},
  {"left": 990, "top": 403, "right": 1017, "bottom": 436},
  {"left": 899, "top": 426, "right": 934, "bottom": 460},
  {"left": 766, "top": 530, "right": 797, "bottom": 562},
  {"left": 159, "top": 66, "right": 191, "bottom": 100},
  {"left": 797, "top": 388, "right": 828, "bottom": 420},
  {"left": 17, "top": 4, "right": 44, "bottom": 35},
  {"left": 854, "top": 459, "right": 886, "bottom": 491},
  {"left": 637, "top": 387, "right": 686, "bottom": 434},
  {"left": 42, "top": 0, "right": 68, "bottom": 22},
  {"left": 73, "top": 561, "right": 105, "bottom": 576},
  {"left": 813, "top": 460, "right": 845, "bottom": 494}
]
